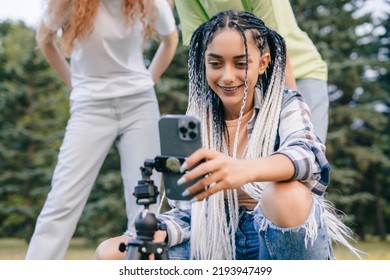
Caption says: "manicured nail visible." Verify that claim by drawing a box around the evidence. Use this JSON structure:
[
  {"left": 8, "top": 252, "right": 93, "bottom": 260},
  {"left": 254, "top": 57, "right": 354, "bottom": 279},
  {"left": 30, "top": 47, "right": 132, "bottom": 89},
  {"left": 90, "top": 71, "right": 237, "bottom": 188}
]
[
  {"left": 181, "top": 190, "right": 190, "bottom": 197},
  {"left": 179, "top": 162, "right": 187, "bottom": 173},
  {"left": 177, "top": 176, "right": 186, "bottom": 185},
  {"left": 189, "top": 197, "right": 198, "bottom": 203}
]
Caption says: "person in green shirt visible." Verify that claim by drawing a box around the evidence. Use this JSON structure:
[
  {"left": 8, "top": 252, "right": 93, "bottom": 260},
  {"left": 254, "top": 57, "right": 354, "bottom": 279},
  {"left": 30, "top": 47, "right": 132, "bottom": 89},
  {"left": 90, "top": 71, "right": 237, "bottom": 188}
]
[{"left": 174, "top": 0, "right": 329, "bottom": 143}]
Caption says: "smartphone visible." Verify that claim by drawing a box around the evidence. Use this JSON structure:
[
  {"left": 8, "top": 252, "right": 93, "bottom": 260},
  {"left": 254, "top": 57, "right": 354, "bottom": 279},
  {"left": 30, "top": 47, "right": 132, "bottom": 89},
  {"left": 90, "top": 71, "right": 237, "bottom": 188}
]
[{"left": 158, "top": 115, "right": 203, "bottom": 200}]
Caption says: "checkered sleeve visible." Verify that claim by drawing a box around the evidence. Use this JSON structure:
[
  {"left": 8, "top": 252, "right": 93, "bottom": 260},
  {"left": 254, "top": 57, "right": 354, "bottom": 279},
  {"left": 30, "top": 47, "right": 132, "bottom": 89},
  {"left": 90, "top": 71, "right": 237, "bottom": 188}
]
[
  {"left": 157, "top": 199, "right": 192, "bottom": 247},
  {"left": 274, "top": 89, "right": 330, "bottom": 195}
]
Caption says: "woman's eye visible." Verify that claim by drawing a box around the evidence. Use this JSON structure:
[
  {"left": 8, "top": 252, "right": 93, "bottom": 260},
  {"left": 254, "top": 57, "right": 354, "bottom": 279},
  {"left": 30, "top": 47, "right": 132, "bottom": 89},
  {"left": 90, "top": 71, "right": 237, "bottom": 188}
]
[
  {"left": 208, "top": 61, "right": 222, "bottom": 68},
  {"left": 236, "top": 61, "right": 247, "bottom": 68}
]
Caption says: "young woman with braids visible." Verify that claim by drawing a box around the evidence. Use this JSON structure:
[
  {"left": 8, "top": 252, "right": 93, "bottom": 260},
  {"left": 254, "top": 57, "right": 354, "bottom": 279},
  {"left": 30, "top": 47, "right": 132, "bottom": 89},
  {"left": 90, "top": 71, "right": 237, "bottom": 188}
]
[
  {"left": 26, "top": 0, "right": 178, "bottom": 259},
  {"left": 94, "top": 10, "right": 360, "bottom": 260}
]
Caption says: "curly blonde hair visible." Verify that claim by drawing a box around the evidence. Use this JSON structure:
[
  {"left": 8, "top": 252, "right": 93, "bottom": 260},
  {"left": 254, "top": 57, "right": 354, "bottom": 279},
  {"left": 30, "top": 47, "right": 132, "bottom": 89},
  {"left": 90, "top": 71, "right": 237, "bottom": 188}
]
[{"left": 41, "top": 0, "right": 156, "bottom": 55}]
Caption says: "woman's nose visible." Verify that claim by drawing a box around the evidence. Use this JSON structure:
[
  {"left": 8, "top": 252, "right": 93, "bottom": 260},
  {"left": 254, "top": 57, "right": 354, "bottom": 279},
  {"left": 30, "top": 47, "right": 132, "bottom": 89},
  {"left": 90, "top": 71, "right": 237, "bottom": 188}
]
[{"left": 222, "top": 66, "right": 235, "bottom": 84}]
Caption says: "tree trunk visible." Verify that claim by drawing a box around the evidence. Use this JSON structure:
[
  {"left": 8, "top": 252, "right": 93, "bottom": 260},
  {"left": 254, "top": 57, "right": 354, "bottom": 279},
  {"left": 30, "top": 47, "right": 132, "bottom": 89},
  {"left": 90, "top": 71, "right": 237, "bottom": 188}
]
[{"left": 371, "top": 165, "right": 387, "bottom": 240}]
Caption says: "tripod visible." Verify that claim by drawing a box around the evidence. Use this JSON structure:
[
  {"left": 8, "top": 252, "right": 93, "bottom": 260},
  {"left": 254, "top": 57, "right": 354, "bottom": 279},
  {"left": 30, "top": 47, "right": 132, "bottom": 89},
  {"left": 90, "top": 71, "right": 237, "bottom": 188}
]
[{"left": 119, "top": 159, "right": 168, "bottom": 260}]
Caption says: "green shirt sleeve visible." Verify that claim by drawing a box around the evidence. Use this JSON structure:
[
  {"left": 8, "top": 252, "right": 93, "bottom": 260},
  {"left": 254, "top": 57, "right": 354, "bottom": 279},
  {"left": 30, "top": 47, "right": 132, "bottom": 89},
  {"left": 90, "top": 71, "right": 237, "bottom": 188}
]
[{"left": 174, "top": 0, "right": 210, "bottom": 46}]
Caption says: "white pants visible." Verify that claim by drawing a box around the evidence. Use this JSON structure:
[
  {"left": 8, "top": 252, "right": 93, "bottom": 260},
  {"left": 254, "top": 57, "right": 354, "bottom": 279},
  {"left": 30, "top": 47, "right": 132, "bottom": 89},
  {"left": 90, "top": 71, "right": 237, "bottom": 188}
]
[{"left": 26, "top": 90, "right": 162, "bottom": 259}]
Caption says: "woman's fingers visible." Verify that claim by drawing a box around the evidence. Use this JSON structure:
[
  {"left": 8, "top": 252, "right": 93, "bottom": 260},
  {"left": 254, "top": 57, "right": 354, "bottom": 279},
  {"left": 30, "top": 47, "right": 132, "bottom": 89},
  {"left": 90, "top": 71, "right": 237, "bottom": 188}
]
[
  {"left": 178, "top": 148, "right": 246, "bottom": 201},
  {"left": 189, "top": 181, "right": 225, "bottom": 202},
  {"left": 181, "top": 170, "right": 222, "bottom": 197},
  {"left": 178, "top": 159, "right": 213, "bottom": 185},
  {"left": 181, "top": 148, "right": 216, "bottom": 170},
  {"left": 177, "top": 150, "right": 227, "bottom": 190}
]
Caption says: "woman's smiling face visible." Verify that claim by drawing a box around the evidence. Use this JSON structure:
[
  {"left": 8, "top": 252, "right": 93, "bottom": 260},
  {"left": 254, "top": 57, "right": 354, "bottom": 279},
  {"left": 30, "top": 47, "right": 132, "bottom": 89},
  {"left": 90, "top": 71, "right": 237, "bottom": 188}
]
[{"left": 205, "top": 28, "right": 269, "bottom": 120}]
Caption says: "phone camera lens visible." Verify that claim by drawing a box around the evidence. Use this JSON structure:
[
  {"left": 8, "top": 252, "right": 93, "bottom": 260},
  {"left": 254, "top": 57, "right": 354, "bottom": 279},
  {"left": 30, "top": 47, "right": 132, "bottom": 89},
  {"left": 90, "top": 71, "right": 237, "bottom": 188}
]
[
  {"left": 188, "top": 121, "right": 196, "bottom": 129},
  {"left": 189, "top": 132, "right": 197, "bottom": 139},
  {"left": 179, "top": 126, "right": 188, "bottom": 134}
]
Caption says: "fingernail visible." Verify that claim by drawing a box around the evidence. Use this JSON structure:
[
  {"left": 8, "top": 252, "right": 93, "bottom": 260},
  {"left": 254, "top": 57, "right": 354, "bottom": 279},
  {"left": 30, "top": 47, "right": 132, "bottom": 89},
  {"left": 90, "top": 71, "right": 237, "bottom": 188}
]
[
  {"left": 189, "top": 197, "right": 198, "bottom": 203},
  {"left": 177, "top": 176, "right": 186, "bottom": 185},
  {"left": 179, "top": 162, "right": 187, "bottom": 173},
  {"left": 181, "top": 190, "right": 190, "bottom": 197}
]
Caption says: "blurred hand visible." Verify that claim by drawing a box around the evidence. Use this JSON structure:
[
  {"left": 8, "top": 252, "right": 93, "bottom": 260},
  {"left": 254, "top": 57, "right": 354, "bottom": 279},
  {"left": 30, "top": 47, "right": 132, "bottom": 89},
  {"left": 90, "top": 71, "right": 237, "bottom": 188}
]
[
  {"left": 148, "top": 230, "right": 168, "bottom": 260},
  {"left": 154, "top": 230, "right": 167, "bottom": 243}
]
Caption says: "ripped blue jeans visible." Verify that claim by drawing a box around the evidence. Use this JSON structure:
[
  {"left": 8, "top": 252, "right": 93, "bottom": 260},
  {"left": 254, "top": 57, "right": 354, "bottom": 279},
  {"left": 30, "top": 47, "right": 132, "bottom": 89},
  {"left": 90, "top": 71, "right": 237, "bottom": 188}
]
[
  {"left": 168, "top": 198, "right": 334, "bottom": 260},
  {"left": 253, "top": 198, "right": 334, "bottom": 260}
]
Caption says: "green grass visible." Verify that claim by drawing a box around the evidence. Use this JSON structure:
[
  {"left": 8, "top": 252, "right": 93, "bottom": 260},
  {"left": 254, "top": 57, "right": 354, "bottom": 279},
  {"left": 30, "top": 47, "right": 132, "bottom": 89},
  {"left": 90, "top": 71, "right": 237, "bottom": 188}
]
[
  {"left": 333, "top": 240, "right": 390, "bottom": 260},
  {"left": 0, "top": 238, "right": 97, "bottom": 260},
  {"left": 1, "top": 238, "right": 389, "bottom": 260}
]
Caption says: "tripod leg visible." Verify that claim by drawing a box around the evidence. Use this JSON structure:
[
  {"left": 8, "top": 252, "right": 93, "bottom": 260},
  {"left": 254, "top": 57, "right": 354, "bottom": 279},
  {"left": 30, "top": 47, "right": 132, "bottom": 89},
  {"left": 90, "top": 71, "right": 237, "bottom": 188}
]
[
  {"left": 126, "top": 245, "right": 142, "bottom": 260},
  {"left": 156, "top": 247, "right": 169, "bottom": 260}
]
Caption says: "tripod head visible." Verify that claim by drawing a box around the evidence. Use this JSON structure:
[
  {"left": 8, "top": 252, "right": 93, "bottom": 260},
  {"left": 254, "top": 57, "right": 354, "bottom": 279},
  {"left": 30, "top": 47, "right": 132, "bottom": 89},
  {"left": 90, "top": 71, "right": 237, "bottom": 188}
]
[
  {"left": 133, "top": 159, "right": 159, "bottom": 208},
  {"left": 119, "top": 158, "right": 168, "bottom": 260}
]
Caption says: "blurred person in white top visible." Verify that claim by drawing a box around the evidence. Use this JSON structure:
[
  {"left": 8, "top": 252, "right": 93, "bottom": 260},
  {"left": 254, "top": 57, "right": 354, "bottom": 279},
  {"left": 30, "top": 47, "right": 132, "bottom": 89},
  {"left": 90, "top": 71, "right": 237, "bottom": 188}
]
[{"left": 26, "top": 0, "right": 178, "bottom": 259}]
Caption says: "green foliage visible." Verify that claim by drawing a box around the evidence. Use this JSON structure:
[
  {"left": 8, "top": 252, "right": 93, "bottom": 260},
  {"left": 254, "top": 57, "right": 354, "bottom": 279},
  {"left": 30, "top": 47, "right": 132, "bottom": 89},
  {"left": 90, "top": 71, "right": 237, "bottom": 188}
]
[
  {"left": 0, "top": 20, "right": 130, "bottom": 241},
  {"left": 0, "top": 21, "right": 69, "bottom": 239}
]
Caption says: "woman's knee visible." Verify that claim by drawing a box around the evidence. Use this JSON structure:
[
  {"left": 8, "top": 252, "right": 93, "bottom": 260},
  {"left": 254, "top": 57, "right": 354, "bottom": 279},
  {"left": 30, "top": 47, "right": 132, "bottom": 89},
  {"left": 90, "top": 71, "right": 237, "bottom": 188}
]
[
  {"left": 94, "top": 236, "right": 130, "bottom": 260},
  {"left": 260, "top": 181, "right": 313, "bottom": 228}
]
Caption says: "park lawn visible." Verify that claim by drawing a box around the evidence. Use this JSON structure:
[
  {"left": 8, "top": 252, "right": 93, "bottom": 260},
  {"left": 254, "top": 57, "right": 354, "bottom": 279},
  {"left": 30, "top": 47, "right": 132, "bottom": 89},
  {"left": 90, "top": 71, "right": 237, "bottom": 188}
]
[
  {"left": 0, "top": 238, "right": 96, "bottom": 260},
  {"left": 0, "top": 238, "right": 389, "bottom": 260}
]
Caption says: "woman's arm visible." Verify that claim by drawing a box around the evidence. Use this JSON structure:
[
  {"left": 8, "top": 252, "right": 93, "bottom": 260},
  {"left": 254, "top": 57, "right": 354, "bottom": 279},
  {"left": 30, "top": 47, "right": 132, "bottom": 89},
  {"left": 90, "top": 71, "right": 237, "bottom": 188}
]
[
  {"left": 157, "top": 200, "right": 192, "bottom": 247},
  {"left": 148, "top": 28, "right": 179, "bottom": 83},
  {"left": 179, "top": 90, "right": 329, "bottom": 200},
  {"left": 36, "top": 22, "right": 71, "bottom": 87},
  {"left": 176, "top": 149, "right": 296, "bottom": 201}
]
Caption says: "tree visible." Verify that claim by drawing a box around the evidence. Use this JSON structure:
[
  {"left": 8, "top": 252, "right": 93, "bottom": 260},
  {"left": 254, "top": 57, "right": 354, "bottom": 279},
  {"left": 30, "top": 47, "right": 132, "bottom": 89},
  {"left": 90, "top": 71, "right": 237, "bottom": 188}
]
[{"left": 0, "top": 21, "right": 69, "bottom": 239}]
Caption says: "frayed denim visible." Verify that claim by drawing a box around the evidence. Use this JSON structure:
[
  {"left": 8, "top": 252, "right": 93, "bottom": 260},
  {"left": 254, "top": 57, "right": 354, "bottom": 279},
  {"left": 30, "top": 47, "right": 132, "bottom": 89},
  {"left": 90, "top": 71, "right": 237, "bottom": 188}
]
[
  {"left": 168, "top": 196, "right": 334, "bottom": 260},
  {"left": 253, "top": 196, "right": 335, "bottom": 260}
]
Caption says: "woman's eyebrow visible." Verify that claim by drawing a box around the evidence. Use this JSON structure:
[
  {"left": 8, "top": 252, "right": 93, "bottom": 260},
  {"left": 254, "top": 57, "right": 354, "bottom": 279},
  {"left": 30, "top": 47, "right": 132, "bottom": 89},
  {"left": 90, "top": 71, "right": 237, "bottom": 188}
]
[
  {"left": 206, "top": 53, "right": 247, "bottom": 59},
  {"left": 206, "top": 53, "right": 223, "bottom": 59}
]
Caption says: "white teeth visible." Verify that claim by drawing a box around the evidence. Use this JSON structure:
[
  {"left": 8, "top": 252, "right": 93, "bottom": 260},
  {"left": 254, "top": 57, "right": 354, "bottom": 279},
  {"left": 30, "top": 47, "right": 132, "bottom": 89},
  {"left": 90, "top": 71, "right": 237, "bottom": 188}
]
[{"left": 221, "top": 86, "right": 238, "bottom": 91}]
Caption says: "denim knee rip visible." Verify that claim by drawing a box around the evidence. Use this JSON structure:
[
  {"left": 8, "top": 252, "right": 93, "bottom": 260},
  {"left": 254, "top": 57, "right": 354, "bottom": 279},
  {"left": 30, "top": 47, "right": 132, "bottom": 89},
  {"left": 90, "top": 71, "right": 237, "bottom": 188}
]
[{"left": 253, "top": 195, "right": 325, "bottom": 249}]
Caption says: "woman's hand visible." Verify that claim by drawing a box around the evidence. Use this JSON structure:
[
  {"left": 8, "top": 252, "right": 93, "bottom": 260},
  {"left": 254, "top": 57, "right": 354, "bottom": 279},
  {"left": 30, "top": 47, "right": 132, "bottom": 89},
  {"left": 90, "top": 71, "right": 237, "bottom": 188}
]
[
  {"left": 178, "top": 148, "right": 253, "bottom": 201},
  {"left": 154, "top": 230, "right": 167, "bottom": 243},
  {"left": 146, "top": 230, "right": 168, "bottom": 260}
]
